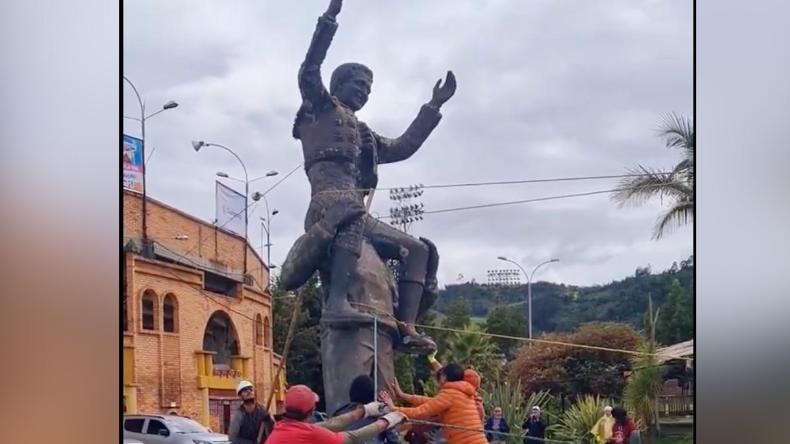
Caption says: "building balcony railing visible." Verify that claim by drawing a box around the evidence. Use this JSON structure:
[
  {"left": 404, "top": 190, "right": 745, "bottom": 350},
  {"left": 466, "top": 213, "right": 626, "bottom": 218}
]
[{"left": 195, "top": 351, "right": 251, "bottom": 390}]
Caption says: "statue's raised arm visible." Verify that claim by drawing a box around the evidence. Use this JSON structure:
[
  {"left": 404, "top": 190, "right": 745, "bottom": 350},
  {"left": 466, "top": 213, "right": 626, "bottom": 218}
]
[
  {"left": 374, "top": 71, "right": 457, "bottom": 164},
  {"left": 298, "top": 0, "right": 343, "bottom": 105}
]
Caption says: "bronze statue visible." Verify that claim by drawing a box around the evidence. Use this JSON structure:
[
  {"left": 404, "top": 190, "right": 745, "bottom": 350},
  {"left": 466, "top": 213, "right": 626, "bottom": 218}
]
[{"left": 284, "top": 0, "right": 456, "bottom": 353}]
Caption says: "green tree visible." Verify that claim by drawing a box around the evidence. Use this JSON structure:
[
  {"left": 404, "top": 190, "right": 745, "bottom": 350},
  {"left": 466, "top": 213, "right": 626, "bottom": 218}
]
[
  {"left": 443, "top": 323, "right": 503, "bottom": 379},
  {"left": 624, "top": 297, "right": 663, "bottom": 443},
  {"left": 444, "top": 298, "right": 471, "bottom": 328},
  {"left": 271, "top": 276, "right": 327, "bottom": 410},
  {"left": 612, "top": 113, "right": 694, "bottom": 239},
  {"left": 484, "top": 306, "right": 525, "bottom": 359},
  {"left": 509, "top": 322, "right": 640, "bottom": 399},
  {"left": 481, "top": 380, "right": 553, "bottom": 444},
  {"left": 552, "top": 395, "right": 612, "bottom": 444},
  {"left": 656, "top": 279, "right": 693, "bottom": 345}
]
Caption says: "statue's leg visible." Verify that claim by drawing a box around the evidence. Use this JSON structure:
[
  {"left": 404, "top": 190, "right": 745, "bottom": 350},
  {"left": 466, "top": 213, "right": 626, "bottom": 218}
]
[
  {"left": 282, "top": 200, "right": 368, "bottom": 292},
  {"left": 366, "top": 219, "right": 436, "bottom": 353},
  {"left": 417, "top": 236, "right": 440, "bottom": 319},
  {"left": 324, "top": 216, "right": 371, "bottom": 321},
  {"left": 320, "top": 323, "right": 395, "bottom": 416}
]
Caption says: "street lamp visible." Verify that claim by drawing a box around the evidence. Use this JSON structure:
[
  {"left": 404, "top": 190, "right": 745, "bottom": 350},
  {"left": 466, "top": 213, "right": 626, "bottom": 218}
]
[
  {"left": 218, "top": 170, "right": 279, "bottom": 183},
  {"left": 193, "top": 140, "right": 250, "bottom": 274},
  {"left": 259, "top": 212, "right": 278, "bottom": 270},
  {"left": 252, "top": 191, "right": 278, "bottom": 270},
  {"left": 497, "top": 256, "right": 559, "bottom": 339},
  {"left": 123, "top": 76, "right": 178, "bottom": 241}
]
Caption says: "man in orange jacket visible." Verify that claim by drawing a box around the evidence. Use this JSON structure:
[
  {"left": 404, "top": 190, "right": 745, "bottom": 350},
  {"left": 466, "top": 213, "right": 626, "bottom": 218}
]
[
  {"left": 381, "top": 363, "right": 487, "bottom": 444},
  {"left": 425, "top": 352, "right": 486, "bottom": 423}
]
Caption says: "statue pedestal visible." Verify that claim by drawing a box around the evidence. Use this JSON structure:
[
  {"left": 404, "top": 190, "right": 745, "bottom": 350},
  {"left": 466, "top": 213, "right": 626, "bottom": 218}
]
[{"left": 319, "top": 242, "right": 400, "bottom": 415}]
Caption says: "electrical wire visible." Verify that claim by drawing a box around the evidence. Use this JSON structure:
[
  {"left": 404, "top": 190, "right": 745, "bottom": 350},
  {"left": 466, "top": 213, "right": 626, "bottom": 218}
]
[{"left": 314, "top": 171, "right": 671, "bottom": 195}]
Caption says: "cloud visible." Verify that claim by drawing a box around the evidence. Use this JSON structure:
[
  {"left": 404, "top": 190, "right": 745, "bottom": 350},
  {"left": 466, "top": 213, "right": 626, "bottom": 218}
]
[{"left": 124, "top": 0, "right": 692, "bottom": 286}]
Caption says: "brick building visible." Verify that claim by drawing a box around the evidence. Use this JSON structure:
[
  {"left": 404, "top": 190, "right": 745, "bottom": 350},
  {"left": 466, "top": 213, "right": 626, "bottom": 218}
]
[{"left": 122, "top": 190, "right": 285, "bottom": 433}]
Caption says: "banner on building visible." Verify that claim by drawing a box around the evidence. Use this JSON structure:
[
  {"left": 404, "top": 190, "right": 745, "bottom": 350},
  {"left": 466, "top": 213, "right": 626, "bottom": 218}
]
[
  {"left": 216, "top": 181, "right": 246, "bottom": 236},
  {"left": 123, "top": 134, "right": 144, "bottom": 193}
]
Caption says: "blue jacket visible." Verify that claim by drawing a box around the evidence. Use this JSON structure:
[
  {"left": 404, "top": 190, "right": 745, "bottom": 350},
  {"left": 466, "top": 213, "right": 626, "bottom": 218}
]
[{"left": 483, "top": 417, "right": 510, "bottom": 442}]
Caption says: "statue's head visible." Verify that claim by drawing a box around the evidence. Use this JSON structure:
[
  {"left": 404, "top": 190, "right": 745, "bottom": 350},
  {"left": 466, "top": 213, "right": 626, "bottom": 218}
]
[{"left": 330, "top": 62, "right": 373, "bottom": 111}]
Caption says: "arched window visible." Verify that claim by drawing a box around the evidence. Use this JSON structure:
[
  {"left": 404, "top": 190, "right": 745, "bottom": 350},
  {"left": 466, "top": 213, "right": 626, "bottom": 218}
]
[
  {"left": 264, "top": 316, "right": 272, "bottom": 348},
  {"left": 255, "top": 315, "right": 263, "bottom": 346},
  {"left": 203, "top": 311, "right": 240, "bottom": 368},
  {"left": 141, "top": 290, "right": 158, "bottom": 331},
  {"left": 163, "top": 294, "right": 178, "bottom": 333}
]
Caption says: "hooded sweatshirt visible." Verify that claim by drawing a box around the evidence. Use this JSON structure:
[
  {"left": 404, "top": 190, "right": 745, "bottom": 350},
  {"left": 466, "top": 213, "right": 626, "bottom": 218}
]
[
  {"left": 463, "top": 369, "right": 486, "bottom": 423},
  {"left": 394, "top": 380, "right": 487, "bottom": 444}
]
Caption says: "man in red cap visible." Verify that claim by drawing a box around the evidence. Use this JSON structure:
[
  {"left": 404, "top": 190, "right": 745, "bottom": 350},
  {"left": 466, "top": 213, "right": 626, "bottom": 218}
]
[{"left": 266, "top": 384, "right": 406, "bottom": 444}]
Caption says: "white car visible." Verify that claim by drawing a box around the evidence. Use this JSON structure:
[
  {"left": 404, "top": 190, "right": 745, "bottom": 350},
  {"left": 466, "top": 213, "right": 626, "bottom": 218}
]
[{"left": 123, "top": 415, "right": 230, "bottom": 444}]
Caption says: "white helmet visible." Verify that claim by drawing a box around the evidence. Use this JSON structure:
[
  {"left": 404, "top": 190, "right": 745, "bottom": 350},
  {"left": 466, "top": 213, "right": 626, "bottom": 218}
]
[{"left": 236, "top": 380, "right": 254, "bottom": 395}]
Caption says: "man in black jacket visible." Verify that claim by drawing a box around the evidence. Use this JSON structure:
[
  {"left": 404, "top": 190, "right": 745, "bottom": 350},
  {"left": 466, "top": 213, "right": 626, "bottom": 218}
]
[
  {"left": 522, "top": 406, "right": 547, "bottom": 444},
  {"left": 332, "top": 375, "right": 400, "bottom": 444}
]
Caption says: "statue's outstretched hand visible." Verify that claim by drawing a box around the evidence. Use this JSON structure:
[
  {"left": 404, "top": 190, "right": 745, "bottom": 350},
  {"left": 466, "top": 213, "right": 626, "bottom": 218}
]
[
  {"left": 429, "top": 70, "right": 457, "bottom": 109},
  {"left": 326, "top": 0, "right": 343, "bottom": 18}
]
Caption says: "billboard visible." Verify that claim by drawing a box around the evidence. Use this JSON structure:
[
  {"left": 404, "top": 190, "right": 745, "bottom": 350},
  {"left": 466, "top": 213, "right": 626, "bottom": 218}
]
[
  {"left": 123, "top": 134, "right": 144, "bottom": 193},
  {"left": 216, "top": 181, "right": 246, "bottom": 236}
]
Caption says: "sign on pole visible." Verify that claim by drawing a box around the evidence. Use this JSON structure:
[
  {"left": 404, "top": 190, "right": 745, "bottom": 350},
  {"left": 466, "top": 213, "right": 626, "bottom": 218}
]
[
  {"left": 216, "top": 181, "right": 246, "bottom": 236},
  {"left": 123, "top": 134, "right": 144, "bottom": 193}
]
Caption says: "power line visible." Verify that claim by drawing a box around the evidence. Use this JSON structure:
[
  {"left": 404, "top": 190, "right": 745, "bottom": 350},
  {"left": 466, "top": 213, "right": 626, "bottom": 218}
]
[
  {"left": 314, "top": 172, "right": 671, "bottom": 196},
  {"left": 258, "top": 162, "right": 303, "bottom": 197},
  {"left": 380, "top": 186, "right": 643, "bottom": 220}
]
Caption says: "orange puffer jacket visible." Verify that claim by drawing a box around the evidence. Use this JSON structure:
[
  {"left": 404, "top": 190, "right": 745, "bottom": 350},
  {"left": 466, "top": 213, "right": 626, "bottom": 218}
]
[
  {"left": 463, "top": 369, "right": 486, "bottom": 423},
  {"left": 395, "top": 380, "right": 487, "bottom": 444}
]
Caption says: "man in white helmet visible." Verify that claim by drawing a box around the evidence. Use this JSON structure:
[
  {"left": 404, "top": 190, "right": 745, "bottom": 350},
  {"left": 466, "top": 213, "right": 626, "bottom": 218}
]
[
  {"left": 522, "top": 406, "right": 547, "bottom": 444},
  {"left": 228, "top": 380, "right": 275, "bottom": 444}
]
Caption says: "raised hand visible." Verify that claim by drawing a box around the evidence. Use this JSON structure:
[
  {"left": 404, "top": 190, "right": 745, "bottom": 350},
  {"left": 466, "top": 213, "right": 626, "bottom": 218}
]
[
  {"left": 388, "top": 378, "right": 405, "bottom": 398},
  {"left": 326, "top": 0, "right": 343, "bottom": 18},
  {"left": 378, "top": 390, "right": 396, "bottom": 409},
  {"left": 429, "top": 70, "right": 457, "bottom": 109}
]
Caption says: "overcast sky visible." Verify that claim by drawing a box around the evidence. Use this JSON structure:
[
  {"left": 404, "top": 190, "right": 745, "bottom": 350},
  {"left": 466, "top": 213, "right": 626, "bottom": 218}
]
[{"left": 123, "top": 0, "right": 692, "bottom": 287}]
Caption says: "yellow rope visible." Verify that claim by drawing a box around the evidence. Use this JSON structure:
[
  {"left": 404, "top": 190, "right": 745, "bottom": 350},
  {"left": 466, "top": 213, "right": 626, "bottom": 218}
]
[
  {"left": 411, "top": 322, "right": 661, "bottom": 357},
  {"left": 350, "top": 301, "right": 679, "bottom": 359}
]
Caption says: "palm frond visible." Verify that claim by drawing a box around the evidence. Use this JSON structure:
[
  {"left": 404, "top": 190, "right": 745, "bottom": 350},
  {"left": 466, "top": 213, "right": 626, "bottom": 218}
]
[
  {"left": 611, "top": 166, "right": 677, "bottom": 207},
  {"left": 653, "top": 199, "right": 694, "bottom": 239},
  {"left": 552, "top": 395, "right": 612, "bottom": 444},
  {"left": 670, "top": 158, "right": 693, "bottom": 182},
  {"left": 481, "top": 381, "right": 553, "bottom": 444},
  {"left": 658, "top": 112, "right": 694, "bottom": 153}
]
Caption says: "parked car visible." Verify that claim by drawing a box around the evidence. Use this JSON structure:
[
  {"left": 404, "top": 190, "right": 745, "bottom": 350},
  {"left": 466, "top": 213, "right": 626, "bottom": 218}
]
[{"left": 123, "top": 414, "right": 231, "bottom": 444}]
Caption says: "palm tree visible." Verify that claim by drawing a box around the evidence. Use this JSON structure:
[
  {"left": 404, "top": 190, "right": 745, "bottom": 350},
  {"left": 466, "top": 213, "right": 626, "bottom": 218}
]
[
  {"left": 443, "top": 324, "right": 503, "bottom": 378},
  {"left": 624, "top": 297, "right": 663, "bottom": 443},
  {"left": 612, "top": 113, "right": 694, "bottom": 239}
]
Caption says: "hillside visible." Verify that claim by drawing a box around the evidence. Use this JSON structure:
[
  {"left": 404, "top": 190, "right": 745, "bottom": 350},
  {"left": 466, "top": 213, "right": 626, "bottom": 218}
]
[{"left": 433, "top": 256, "right": 693, "bottom": 334}]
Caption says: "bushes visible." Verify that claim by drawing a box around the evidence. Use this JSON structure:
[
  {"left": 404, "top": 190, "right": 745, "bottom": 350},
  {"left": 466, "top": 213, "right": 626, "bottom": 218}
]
[
  {"left": 480, "top": 379, "right": 553, "bottom": 444},
  {"left": 551, "top": 395, "right": 612, "bottom": 444}
]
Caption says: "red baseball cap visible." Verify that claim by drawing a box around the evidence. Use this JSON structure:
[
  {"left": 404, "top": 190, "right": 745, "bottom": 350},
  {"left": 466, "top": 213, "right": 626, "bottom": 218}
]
[{"left": 284, "top": 385, "right": 319, "bottom": 414}]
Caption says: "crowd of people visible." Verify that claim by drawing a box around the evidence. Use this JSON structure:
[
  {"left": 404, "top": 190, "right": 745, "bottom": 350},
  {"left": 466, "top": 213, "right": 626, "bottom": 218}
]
[{"left": 227, "top": 357, "right": 638, "bottom": 444}]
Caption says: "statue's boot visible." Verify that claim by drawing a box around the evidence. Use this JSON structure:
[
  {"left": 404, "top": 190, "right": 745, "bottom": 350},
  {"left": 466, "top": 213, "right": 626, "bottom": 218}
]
[
  {"left": 397, "top": 280, "right": 437, "bottom": 354},
  {"left": 416, "top": 236, "right": 440, "bottom": 318},
  {"left": 323, "top": 247, "right": 373, "bottom": 324}
]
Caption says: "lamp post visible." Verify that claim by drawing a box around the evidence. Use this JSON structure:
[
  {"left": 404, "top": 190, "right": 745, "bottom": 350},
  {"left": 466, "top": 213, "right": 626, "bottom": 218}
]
[
  {"left": 259, "top": 208, "right": 279, "bottom": 271},
  {"left": 193, "top": 141, "right": 252, "bottom": 274},
  {"left": 497, "top": 256, "right": 559, "bottom": 339},
  {"left": 216, "top": 171, "right": 279, "bottom": 268},
  {"left": 123, "top": 76, "right": 178, "bottom": 242}
]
